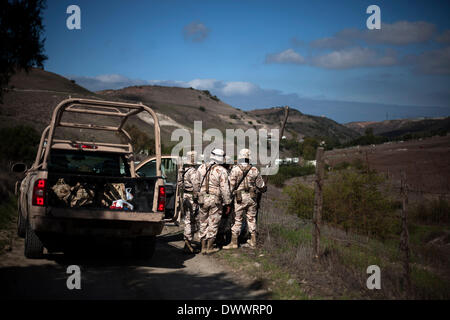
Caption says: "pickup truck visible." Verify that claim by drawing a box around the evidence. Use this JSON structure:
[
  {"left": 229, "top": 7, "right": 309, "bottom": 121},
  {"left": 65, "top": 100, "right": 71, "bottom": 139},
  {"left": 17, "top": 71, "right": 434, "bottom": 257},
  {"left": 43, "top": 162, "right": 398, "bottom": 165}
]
[{"left": 12, "top": 98, "right": 170, "bottom": 259}]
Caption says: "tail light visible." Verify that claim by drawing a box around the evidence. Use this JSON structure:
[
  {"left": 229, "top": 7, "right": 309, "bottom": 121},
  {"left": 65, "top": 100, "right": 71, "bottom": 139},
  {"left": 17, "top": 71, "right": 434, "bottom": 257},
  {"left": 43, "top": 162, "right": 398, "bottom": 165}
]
[
  {"left": 157, "top": 186, "right": 166, "bottom": 212},
  {"left": 32, "top": 179, "right": 47, "bottom": 206}
]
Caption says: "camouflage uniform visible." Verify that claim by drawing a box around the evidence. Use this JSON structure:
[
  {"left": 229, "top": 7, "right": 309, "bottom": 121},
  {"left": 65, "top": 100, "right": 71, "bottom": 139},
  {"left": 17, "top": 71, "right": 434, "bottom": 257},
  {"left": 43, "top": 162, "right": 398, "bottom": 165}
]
[
  {"left": 195, "top": 161, "right": 232, "bottom": 245},
  {"left": 229, "top": 163, "right": 265, "bottom": 236},
  {"left": 177, "top": 165, "right": 199, "bottom": 242}
]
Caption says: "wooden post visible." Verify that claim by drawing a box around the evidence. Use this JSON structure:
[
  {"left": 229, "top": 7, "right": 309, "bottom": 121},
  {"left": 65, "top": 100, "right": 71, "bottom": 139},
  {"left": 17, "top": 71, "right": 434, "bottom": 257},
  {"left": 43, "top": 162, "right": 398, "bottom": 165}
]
[
  {"left": 313, "top": 147, "right": 324, "bottom": 259},
  {"left": 365, "top": 150, "right": 370, "bottom": 173},
  {"left": 399, "top": 171, "right": 411, "bottom": 297},
  {"left": 279, "top": 106, "right": 290, "bottom": 139}
]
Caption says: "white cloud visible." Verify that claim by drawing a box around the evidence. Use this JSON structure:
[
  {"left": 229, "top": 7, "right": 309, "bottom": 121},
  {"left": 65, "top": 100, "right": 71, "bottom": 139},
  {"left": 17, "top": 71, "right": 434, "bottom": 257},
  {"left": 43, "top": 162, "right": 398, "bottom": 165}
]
[
  {"left": 265, "top": 48, "right": 305, "bottom": 64},
  {"left": 70, "top": 74, "right": 148, "bottom": 91},
  {"left": 308, "top": 21, "right": 436, "bottom": 50},
  {"left": 364, "top": 21, "right": 436, "bottom": 45},
  {"left": 222, "top": 82, "right": 258, "bottom": 95},
  {"left": 187, "top": 79, "right": 218, "bottom": 90},
  {"left": 183, "top": 21, "right": 210, "bottom": 42},
  {"left": 311, "top": 47, "right": 398, "bottom": 69}
]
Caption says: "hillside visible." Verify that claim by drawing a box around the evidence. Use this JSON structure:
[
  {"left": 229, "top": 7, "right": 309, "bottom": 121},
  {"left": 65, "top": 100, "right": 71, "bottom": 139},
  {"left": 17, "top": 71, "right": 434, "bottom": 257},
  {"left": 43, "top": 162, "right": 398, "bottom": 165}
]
[
  {"left": 250, "top": 107, "right": 360, "bottom": 142},
  {"left": 100, "top": 86, "right": 360, "bottom": 144},
  {"left": 1, "top": 68, "right": 360, "bottom": 155},
  {"left": 346, "top": 117, "right": 450, "bottom": 138}
]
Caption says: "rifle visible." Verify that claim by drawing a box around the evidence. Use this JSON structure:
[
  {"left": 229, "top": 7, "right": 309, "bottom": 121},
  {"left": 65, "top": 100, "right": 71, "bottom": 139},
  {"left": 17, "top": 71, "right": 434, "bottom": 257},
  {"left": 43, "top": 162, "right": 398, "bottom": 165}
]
[{"left": 230, "top": 164, "right": 251, "bottom": 203}]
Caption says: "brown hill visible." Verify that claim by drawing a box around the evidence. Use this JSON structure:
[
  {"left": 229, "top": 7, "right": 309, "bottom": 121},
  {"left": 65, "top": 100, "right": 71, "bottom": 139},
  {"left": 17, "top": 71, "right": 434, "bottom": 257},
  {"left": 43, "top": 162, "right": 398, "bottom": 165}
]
[
  {"left": 346, "top": 117, "right": 450, "bottom": 138},
  {"left": 250, "top": 107, "right": 360, "bottom": 142},
  {"left": 1, "top": 68, "right": 360, "bottom": 155}
]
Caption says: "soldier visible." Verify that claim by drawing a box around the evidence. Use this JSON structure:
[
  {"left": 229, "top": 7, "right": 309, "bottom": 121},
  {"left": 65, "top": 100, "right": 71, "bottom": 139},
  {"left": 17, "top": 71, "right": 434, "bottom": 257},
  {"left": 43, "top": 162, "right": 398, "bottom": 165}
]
[
  {"left": 223, "top": 148, "right": 266, "bottom": 250},
  {"left": 177, "top": 151, "right": 200, "bottom": 253},
  {"left": 195, "top": 148, "right": 232, "bottom": 255}
]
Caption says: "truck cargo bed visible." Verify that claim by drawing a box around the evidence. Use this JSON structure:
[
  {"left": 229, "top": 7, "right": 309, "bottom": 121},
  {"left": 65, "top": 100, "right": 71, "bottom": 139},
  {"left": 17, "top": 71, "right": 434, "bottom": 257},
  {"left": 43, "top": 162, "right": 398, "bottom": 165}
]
[{"left": 47, "top": 173, "right": 159, "bottom": 213}]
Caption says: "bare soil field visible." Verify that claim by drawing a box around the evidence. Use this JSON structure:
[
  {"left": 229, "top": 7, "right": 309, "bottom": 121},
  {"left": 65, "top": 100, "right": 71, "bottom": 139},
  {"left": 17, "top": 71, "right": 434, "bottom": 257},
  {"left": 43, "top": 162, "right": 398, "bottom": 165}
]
[{"left": 325, "top": 135, "right": 450, "bottom": 201}]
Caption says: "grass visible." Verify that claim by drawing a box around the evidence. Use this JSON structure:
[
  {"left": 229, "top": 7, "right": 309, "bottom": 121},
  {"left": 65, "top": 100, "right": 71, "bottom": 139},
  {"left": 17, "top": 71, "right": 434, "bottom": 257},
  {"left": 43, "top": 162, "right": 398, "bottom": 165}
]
[
  {"left": 411, "top": 266, "right": 450, "bottom": 299},
  {"left": 0, "top": 194, "right": 17, "bottom": 252},
  {"left": 254, "top": 193, "right": 450, "bottom": 299},
  {"left": 217, "top": 248, "right": 311, "bottom": 300}
]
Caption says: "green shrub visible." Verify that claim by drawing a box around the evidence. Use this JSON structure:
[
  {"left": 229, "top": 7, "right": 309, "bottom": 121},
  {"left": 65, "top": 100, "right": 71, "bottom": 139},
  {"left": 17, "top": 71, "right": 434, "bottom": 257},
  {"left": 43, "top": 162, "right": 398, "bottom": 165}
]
[
  {"left": 284, "top": 170, "right": 399, "bottom": 239},
  {"left": 0, "top": 125, "right": 40, "bottom": 162},
  {"left": 268, "top": 164, "right": 315, "bottom": 187},
  {"left": 230, "top": 114, "right": 238, "bottom": 120},
  {"left": 199, "top": 106, "right": 206, "bottom": 112},
  {"left": 125, "top": 124, "right": 155, "bottom": 154},
  {"left": 323, "top": 171, "right": 398, "bottom": 238},
  {"left": 333, "top": 158, "right": 366, "bottom": 171},
  {"left": 0, "top": 194, "right": 16, "bottom": 231},
  {"left": 283, "top": 183, "right": 314, "bottom": 218}
]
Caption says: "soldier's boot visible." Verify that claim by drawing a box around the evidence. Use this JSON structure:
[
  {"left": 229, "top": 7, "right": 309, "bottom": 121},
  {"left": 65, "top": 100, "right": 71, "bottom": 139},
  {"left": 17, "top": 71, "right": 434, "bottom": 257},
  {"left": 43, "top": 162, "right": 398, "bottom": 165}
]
[
  {"left": 201, "top": 239, "right": 207, "bottom": 255},
  {"left": 247, "top": 232, "right": 257, "bottom": 248},
  {"left": 183, "top": 239, "right": 195, "bottom": 254},
  {"left": 206, "top": 238, "right": 220, "bottom": 255},
  {"left": 222, "top": 233, "right": 238, "bottom": 250}
]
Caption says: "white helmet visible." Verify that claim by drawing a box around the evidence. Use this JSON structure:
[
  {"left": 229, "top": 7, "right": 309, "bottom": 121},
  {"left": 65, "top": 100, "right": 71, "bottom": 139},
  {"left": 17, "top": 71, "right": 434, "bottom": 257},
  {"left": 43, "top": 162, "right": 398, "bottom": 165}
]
[
  {"left": 238, "top": 148, "right": 251, "bottom": 160},
  {"left": 224, "top": 155, "right": 232, "bottom": 165},
  {"left": 210, "top": 148, "right": 225, "bottom": 163},
  {"left": 185, "top": 151, "right": 197, "bottom": 165}
]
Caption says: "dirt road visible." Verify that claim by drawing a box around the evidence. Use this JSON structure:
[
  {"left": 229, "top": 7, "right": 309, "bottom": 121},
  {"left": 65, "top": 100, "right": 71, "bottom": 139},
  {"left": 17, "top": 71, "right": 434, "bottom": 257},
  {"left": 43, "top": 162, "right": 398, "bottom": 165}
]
[{"left": 0, "top": 225, "right": 268, "bottom": 300}]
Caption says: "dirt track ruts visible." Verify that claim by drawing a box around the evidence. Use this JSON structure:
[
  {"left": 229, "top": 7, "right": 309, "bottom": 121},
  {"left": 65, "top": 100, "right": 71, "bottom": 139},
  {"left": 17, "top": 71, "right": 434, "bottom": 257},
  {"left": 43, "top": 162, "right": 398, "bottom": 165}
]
[{"left": 0, "top": 225, "right": 268, "bottom": 300}]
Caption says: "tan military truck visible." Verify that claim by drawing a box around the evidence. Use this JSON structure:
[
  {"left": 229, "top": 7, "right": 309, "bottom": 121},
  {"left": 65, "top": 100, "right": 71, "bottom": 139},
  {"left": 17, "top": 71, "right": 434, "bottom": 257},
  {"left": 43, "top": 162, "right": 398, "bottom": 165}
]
[{"left": 12, "top": 98, "right": 168, "bottom": 259}]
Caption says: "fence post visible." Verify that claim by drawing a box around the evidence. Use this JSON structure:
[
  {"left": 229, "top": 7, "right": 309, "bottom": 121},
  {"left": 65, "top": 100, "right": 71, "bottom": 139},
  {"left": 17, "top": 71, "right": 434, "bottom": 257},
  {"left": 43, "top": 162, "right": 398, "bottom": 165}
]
[
  {"left": 313, "top": 147, "right": 324, "bottom": 259},
  {"left": 400, "top": 171, "right": 411, "bottom": 297}
]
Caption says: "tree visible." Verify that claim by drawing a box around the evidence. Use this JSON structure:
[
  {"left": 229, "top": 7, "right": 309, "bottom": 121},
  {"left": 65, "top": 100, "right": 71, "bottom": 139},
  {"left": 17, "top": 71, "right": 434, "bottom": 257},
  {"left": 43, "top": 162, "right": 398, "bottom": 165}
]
[{"left": 0, "top": 0, "right": 47, "bottom": 98}]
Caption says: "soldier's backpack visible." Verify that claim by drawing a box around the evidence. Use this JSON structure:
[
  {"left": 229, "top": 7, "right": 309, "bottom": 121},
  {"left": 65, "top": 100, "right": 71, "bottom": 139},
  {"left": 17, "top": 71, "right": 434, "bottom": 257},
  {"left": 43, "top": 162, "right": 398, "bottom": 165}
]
[
  {"left": 51, "top": 178, "right": 72, "bottom": 204},
  {"left": 69, "top": 182, "right": 95, "bottom": 207}
]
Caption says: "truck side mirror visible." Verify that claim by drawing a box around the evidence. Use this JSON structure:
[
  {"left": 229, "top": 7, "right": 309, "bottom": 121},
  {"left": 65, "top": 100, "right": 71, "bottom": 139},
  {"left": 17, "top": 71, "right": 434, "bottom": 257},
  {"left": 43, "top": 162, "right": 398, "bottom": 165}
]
[{"left": 11, "top": 163, "right": 27, "bottom": 173}]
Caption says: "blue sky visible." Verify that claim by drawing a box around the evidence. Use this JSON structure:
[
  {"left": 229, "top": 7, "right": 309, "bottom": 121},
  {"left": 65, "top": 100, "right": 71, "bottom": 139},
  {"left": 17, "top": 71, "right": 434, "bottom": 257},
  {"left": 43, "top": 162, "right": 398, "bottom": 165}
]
[{"left": 42, "top": 0, "right": 450, "bottom": 123}]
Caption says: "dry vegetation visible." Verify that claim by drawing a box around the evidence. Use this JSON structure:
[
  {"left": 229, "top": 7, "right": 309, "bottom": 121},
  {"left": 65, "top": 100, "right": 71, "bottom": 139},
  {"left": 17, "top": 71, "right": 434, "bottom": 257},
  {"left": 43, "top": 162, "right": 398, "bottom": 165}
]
[{"left": 217, "top": 140, "right": 450, "bottom": 299}]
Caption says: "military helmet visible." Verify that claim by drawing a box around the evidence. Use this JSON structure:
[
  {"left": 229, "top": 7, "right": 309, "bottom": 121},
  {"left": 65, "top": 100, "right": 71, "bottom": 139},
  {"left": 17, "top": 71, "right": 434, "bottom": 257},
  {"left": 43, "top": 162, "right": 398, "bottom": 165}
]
[
  {"left": 210, "top": 148, "right": 225, "bottom": 163},
  {"left": 238, "top": 148, "right": 251, "bottom": 160},
  {"left": 185, "top": 151, "right": 197, "bottom": 165}
]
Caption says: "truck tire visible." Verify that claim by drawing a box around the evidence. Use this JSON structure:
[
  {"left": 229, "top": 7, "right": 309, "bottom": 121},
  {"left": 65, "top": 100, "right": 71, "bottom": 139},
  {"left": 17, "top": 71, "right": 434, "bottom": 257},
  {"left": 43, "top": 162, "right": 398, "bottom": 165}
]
[
  {"left": 17, "top": 203, "right": 26, "bottom": 238},
  {"left": 24, "top": 222, "right": 44, "bottom": 259},
  {"left": 132, "top": 236, "right": 156, "bottom": 259}
]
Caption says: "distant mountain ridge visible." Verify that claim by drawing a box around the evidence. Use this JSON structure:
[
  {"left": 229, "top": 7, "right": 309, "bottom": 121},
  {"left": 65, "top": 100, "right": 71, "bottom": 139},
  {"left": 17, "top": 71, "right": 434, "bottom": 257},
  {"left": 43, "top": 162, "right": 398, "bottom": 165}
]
[
  {"left": 345, "top": 117, "right": 450, "bottom": 138},
  {"left": 1, "top": 68, "right": 360, "bottom": 150}
]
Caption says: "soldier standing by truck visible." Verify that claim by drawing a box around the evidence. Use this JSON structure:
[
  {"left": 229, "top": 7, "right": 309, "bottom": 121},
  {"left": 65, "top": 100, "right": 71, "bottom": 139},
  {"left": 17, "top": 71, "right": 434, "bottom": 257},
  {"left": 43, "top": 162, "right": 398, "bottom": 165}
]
[
  {"left": 177, "top": 151, "right": 200, "bottom": 253},
  {"left": 195, "top": 148, "right": 232, "bottom": 255},
  {"left": 223, "top": 148, "right": 266, "bottom": 250}
]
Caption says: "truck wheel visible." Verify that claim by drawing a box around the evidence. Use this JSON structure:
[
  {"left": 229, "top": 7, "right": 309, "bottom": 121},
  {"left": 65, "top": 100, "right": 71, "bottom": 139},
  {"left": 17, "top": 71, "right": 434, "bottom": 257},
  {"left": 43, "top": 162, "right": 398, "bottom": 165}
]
[
  {"left": 17, "top": 204, "right": 26, "bottom": 238},
  {"left": 24, "top": 222, "right": 44, "bottom": 259},
  {"left": 132, "top": 236, "right": 156, "bottom": 259}
]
